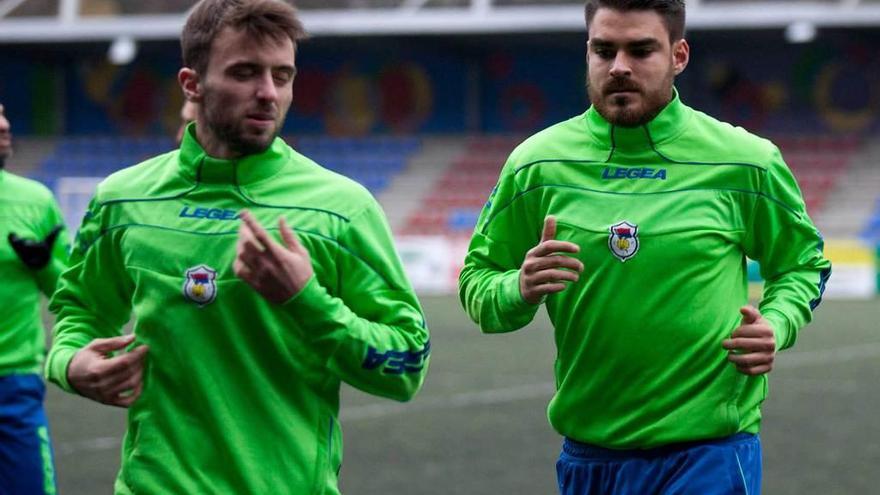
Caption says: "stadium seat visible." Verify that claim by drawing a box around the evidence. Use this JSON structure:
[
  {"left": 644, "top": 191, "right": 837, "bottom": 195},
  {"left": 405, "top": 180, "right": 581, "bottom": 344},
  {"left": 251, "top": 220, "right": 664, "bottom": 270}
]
[{"left": 34, "top": 135, "right": 419, "bottom": 196}]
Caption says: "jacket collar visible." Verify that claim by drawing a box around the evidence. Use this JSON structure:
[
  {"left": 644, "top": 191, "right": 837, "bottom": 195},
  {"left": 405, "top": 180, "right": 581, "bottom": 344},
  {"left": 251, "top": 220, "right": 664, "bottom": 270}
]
[
  {"left": 585, "top": 88, "right": 689, "bottom": 151},
  {"left": 178, "top": 123, "right": 288, "bottom": 186}
]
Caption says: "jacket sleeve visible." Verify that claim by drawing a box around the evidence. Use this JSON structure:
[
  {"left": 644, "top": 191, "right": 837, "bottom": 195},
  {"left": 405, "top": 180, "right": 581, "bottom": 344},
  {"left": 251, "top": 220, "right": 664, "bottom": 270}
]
[
  {"left": 282, "top": 199, "right": 429, "bottom": 402},
  {"left": 743, "top": 148, "right": 832, "bottom": 351},
  {"left": 458, "top": 162, "right": 541, "bottom": 334},
  {"left": 35, "top": 196, "right": 70, "bottom": 297},
  {"left": 45, "top": 198, "right": 134, "bottom": 392}
]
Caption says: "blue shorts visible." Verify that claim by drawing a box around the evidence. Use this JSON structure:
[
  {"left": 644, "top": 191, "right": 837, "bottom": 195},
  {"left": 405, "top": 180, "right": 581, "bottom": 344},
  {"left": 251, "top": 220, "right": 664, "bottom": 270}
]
[
  {"left": 557, "top": 433, "right": 761, "bottom": 495},
  {"left": 0, "top": 374, "right": 57, "bottom": 495}
]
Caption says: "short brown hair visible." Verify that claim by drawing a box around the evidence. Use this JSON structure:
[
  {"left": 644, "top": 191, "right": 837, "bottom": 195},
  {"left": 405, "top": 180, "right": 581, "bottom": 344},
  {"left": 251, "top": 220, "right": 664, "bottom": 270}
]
[
  {"left": 181, "top": 0, "right": 307, "bottom": 75},
  {"left": 585, "top": 0, "right": 686, "bottom": 42}
]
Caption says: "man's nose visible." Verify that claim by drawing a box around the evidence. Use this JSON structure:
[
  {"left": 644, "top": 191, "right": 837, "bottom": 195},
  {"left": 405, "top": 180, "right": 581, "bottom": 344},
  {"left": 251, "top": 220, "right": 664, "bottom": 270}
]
[
  {"left": 609, "top": 53, "right": 632, "bottom": 78},
  {"left": 255, "top": 72, "right": 278, "bottom": 102}
]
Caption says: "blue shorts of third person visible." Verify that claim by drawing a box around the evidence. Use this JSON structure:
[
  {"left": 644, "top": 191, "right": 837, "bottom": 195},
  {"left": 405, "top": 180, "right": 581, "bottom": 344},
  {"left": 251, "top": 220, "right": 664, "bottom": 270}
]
[
  {"left": 0, "top": 373, "right": 57, "bottom": 495},
  {"left": 557, "top": 433, "right": 761, "bottom": 495}
]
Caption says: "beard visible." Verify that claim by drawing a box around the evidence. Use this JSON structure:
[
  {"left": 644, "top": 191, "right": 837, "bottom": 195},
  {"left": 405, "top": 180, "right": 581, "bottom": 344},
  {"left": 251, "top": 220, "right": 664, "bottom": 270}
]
[
  {"left": 201, "top": 86, "right": 286, "bottom": 156},
  {"left": 587, "top": 68, "right": 675, "bottom": 128}
]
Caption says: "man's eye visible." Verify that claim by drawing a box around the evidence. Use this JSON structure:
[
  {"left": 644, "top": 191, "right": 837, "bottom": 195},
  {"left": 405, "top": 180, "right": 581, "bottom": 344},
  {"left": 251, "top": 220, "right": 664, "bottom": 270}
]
[
  {"left": 631, "top": 48, "right": 652, "bottom": 58},
  {"left": 232, "top": 68, "right": 254, "bottom": 79},
  {"left": 594, "top": 49, "right": 614, "bottom": 59},
  {"left": 273, "top": 72, "right": 293, "bottom": 84}
]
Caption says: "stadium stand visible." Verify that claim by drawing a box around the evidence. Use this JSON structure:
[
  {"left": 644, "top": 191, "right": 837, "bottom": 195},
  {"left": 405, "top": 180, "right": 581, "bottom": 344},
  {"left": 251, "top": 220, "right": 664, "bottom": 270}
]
[
  {"left": 774, "top": 134, "right": 862, "bottom": 215},
  {"left": 861, "top": 198, "right": 880, "bottom": 244},
  {"left": 400, "top": 135, "right": 521, "bottom": 236},
  {"left": 28, "top": 136, "right": 176, "bottom": 188},
  {"left": 291, "top": 135, "right": 421, "bottom": 194},
  {"left": 28, "top": 135, "right": 420, "bottom": 197},
  {"left": 399, "top": 133, "right": 866, "bottom": 237}
]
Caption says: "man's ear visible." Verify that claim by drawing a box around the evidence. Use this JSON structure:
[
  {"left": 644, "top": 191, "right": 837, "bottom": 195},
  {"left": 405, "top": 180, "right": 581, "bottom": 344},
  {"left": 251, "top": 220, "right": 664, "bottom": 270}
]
[
  {"left": 178, "top": 68, "right": 203, "bottom": 103},
  {"left": 672, "top": 39, "right": 690, "bottom": 76}
]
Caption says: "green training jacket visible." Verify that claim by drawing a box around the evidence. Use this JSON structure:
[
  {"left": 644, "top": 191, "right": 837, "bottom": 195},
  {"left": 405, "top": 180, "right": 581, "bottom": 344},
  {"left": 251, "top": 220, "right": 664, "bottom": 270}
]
[
  {"left": 0, "top": 170, "right": 68, "bottom": 376},
  {"left": 46, "top": 126, "right": 430, "bottom": 494},
  {"left": 459, "top": 91, "right": 831, "bottom": 449}
]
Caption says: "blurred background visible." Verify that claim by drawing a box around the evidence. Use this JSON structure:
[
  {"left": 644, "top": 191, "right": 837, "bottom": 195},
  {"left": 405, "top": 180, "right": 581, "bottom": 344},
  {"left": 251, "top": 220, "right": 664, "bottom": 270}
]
[{"left": 2, "top": 0, "right": 878, "bottom": 493}]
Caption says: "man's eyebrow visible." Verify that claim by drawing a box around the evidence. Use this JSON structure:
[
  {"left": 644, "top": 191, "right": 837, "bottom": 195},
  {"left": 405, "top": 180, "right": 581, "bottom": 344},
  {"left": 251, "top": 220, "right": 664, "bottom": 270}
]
[
  {"left": 627, "top": 38, "right": 661, "bottom": 48},
  {"left": 590, "top": 38, "right": 660, "bottom": 48},
  {"left": 225, "top": 61, "right": 259, "bottom": 71},
  {"left": 225, "top": 61, "right": 297, "bottom": 74},
  {"left": 589, "top": 39, "right": 614, "bottom": 48}
]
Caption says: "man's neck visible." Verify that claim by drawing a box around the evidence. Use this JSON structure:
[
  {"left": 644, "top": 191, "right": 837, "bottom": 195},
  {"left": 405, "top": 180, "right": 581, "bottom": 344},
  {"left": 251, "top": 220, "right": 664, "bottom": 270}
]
[{"left": 194, "top": 126, "right": 240, "bottom": 160}]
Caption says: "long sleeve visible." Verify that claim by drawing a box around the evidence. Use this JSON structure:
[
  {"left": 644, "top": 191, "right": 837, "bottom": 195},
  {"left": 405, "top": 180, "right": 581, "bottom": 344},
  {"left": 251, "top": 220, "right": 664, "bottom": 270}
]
[
  {"left": 35, "top": 197, "right": 70, "bottom": 297},
  {"left": 458, "top": 164, "right": 541, "bottom": 334},
  {"left": 282, "top": 199, "right": 430, "bottom": 402},
  {"left": 743, "top": 148, "right": 832, "bottom": 350},
  {"left": 45, "top": 198, "right": 134, "bottom": 392}
]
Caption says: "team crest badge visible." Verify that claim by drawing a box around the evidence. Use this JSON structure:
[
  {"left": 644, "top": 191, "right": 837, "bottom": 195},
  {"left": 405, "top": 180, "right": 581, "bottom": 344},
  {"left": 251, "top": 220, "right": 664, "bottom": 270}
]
[
  {"left": 608, "top": 221, "right": 639, "bottom": 262},
  {"left": 183, "top": 265, "right": 217, "bottom": 307}
]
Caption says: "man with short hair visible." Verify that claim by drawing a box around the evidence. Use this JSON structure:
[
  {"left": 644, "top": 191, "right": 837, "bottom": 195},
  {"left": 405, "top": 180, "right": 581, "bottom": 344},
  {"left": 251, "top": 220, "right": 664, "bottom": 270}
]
[
  {"left": 45, "top": 0, "right": 430, "bottom": 493},
  {"left": 0, "top": 101, "right": 67, "bottom": 494},
  {"left": 459, "top": 1, "right": 831, "bottom": 493}
]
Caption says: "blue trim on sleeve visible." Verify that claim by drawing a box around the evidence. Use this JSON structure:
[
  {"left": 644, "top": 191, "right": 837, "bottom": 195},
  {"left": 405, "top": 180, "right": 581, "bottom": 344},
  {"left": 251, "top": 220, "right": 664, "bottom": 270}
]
[
  {"left": 809, "top": 238, "right": 831, "bottom": 311},
  {"left": 810, "top": 266, "right": 831, "bottom": 311}
]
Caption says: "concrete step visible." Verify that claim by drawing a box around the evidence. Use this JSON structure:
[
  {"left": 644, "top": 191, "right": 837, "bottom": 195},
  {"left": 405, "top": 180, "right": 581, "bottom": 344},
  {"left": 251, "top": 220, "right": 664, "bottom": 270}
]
[{"left": 378, "top": 136, "right": 467, "bottom": 232}]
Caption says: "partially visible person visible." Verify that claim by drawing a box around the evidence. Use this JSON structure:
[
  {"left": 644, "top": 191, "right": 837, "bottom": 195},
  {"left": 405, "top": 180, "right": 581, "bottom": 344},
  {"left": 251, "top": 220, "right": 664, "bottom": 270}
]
[
  {"left": 174, "top": 99, "right": 198, "bottom": 145},
  {"left": 44, "top": 0, "right": 430, "bottom": 493},
  {"left": 0, "top": 101, "right": 68, "bottom": 494},
  {"left": 459, "top": 1, "right": 831, "bottom": 493}
]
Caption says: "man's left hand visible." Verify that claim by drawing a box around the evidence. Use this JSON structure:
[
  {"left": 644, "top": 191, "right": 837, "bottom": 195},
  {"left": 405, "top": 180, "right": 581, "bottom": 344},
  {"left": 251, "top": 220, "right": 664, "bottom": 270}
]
[
  {"left": 233, "top": 210, "right": 314, "bottom": 304},
  {"left": 722, "top": 305, "right": 776, "bottom": 376}
]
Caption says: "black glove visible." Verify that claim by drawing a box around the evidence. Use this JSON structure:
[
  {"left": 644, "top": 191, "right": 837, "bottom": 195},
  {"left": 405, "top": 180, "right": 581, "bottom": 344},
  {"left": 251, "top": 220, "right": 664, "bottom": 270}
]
[{"left": 8, "top": 225, "right": 63, "bottom": 270}]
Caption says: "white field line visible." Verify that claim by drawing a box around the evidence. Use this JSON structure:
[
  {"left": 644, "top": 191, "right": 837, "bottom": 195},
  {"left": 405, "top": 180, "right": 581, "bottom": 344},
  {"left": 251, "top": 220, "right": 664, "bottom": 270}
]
[
  {"left": 778, "top": 342, "right": 880, "bottom": 368},
  {"left": 342, "top": 381, "right": 555, "bottom": 421},
  {"left": 53, "top": 342, "right": 880, "bottom": 455}
]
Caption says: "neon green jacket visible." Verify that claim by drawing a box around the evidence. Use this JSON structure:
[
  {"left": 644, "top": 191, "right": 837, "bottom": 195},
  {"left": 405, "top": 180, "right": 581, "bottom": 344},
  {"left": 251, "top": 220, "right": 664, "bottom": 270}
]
[
  {"left": 0, "top": 170, "right": 68, "bottom": 376},
  {"left": 459, "top": 91, "right": 831, "bottom": 449},
  {"left": 46, "top": 127, "right": 430, "bottom": 494}
]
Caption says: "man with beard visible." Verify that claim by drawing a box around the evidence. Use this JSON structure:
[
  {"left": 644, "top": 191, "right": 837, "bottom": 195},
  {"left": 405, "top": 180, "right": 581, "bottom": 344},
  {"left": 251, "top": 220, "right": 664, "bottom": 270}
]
[
  {"left": 459, "top": 1, "right": 830, "bottom": 493},
  {"left": 0, "top": 101, "right": 67, "bottom": 494},
  {"left": 45, "top": 0, "right": 430, "bottom": 492}
]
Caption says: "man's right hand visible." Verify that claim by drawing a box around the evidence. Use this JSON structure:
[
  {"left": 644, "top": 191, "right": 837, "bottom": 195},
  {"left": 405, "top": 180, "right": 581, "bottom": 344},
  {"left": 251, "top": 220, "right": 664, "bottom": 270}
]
[
  {"left": 68, "top": 334, "right": 149, "bottom": 408},
  {"left": 519, "top": 216, "right": 584, "bottom": 305}
]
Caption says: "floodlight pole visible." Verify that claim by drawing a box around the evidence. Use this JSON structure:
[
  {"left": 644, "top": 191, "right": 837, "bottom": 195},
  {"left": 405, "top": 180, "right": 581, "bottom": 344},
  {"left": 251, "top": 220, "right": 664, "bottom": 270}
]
[
  {"left": 472, "top": 0, "right": 492, "bottom": 15},
  {"left": 59, "top": 0, "right": 79, "bottom": 24}
]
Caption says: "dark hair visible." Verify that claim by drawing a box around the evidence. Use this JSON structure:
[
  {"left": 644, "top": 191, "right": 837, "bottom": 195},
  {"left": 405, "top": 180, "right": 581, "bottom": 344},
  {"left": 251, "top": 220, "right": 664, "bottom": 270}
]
[
  {"left": 181, "top": 0, "right": 308, "bottom": 75},
  {"left": 584, "top": 0, "right": 686, "bottom": 42}
]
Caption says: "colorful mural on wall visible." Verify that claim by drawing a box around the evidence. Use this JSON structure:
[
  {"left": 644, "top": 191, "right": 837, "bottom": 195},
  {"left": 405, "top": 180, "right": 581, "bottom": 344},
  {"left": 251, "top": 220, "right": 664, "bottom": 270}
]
[{"left": 0, "top": 29, "right": 877, "bottom": 136}]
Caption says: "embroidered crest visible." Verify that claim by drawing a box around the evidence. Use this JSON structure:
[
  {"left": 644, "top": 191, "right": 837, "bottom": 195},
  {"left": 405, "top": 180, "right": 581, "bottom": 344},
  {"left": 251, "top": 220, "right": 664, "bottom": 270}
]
[
  {"left": 183, "top": 265, "right": 218, "bottom": 307},
  {"left": 608, "top": 221, "right": 639, "bottom": 262}
]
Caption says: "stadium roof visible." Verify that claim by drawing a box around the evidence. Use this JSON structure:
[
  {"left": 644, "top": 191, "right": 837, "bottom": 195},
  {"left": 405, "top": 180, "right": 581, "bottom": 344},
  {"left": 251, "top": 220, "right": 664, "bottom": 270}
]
[{"left": 0, "top": 0, "right": 878, "bottom": 42}]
